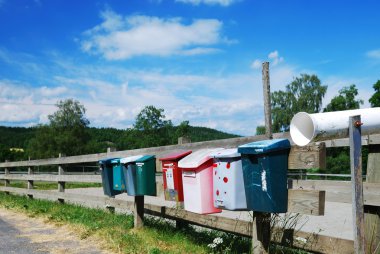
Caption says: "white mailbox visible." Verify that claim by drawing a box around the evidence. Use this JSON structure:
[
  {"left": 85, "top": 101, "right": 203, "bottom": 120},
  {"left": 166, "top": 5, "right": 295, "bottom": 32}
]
[{"left": 212, "top": 148, "right": 247, "bottom": 211}]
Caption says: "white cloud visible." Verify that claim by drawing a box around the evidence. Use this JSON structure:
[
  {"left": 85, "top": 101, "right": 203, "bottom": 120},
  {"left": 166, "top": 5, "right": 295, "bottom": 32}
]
[
  {"left": 250, "top": 50, "right": 284, "bottom": 71},
  {"left": 175, "top": 0, "right": 238, "bottom": 6},
  {"left": 250, "top": 59, "right": 262, "bottom": 69},
  {"left": 81, "top": 10, "right": 229, "bottom": 60},
  {"left": 367, "top": 49, "right": 380, "bottom": 59},
  {"left": 268, "top": 50, "right": 284, "bottom": 66}
]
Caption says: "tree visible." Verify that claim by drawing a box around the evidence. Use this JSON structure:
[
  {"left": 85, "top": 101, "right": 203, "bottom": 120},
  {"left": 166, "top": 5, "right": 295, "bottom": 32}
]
[
  {"left": 255, "top": 125, "right": 266, "bottom": 135},
  {"left": 369, "top": 80, "right": 380, "bottom": 107},
  {"left": 322, "top": 85, "right": 364, "bottom": 174},
  {"left": 323, "top": 84, "right": 363, "bottom": 112},
  {"left": 271, "top": 74, "right": 327, "bottom": 132},
  {"left": 133, "top": 105, "right": 173, "bottom": 147},
  {"left": 134, "top": 105, "right": 171, "bottom": 131},
  {"left": 27, "top": 99, "right": 90, "bottom": 158},
  {"left": 176, "top": 120, "right": 190, "bottom": 138}
]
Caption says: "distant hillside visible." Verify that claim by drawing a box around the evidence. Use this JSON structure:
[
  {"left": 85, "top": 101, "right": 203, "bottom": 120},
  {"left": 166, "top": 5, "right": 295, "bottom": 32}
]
[{"left": 0, "top": 125, "right": 240, "bottom": 161}]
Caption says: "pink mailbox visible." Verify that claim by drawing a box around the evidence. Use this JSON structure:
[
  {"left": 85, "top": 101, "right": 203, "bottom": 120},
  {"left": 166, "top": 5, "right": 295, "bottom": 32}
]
[
  {"left": 212, "top": 148, "right": 247, "bottom": 211},
  {"left": 179, "top": 148, "right": 224, "bottom": 214}
]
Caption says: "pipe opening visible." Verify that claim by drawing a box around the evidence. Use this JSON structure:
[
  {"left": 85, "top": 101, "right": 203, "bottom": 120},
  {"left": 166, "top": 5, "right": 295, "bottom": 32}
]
[{"left": 290, "top": 112, "right": 315, "bottom": 146}]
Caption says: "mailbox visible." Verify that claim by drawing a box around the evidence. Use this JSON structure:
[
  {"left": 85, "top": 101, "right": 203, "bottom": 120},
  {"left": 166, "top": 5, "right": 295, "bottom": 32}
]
[
  {"left": 99, "top": 158, "right": 122, "bottom": 197},
  {"left": 179, "top": 148, "right": 224, "bottom": 214},
  {"left": 238, "top": 139, "right": 291, "bottom": 213},
  {"left": 212, "top": 148, "right": 247, "bottom": 211},
  {"left": 135, "top": 155, "right": 157, "bottom": 196},
  {"left": 120, "top": 155, "right": 143, "bottom": 196},
  {"left": 159, "top": 150, "right": 192, "bottom": 206}
]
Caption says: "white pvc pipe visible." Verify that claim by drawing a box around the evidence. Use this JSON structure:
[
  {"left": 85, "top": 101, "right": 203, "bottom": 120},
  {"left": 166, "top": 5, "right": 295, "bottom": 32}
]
[{"left": 290, "top": 108, "right": 380, "bottom": 146}]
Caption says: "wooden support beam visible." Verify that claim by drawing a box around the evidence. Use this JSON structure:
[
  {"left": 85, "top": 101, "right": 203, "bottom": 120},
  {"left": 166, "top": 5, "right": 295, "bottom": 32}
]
[
  {"left": 365, "top": 144, "right": 380, "bottom": 254},
  {"left": 4, "top": 160, "right": 10, "bottom": 187},
  {"left": 58, "top": 153, "right": 65, "bottom": 203},
  {"left": 134, "top": 195, "right": 144, "bottom": 228},
  {"left": 349, "top": 115, "right": 365, "bottom": 254},
  {"left": 27, "top": 157, "right": 33, "bottom": 199},
  {"left": 288, "top": 143, "right": 326, "bottom": 170}
]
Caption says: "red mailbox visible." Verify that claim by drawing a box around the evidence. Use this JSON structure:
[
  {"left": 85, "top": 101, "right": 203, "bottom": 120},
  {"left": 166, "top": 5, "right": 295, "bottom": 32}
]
[{"left": 159, "top": 150, "right": 192, "bottom": 206}]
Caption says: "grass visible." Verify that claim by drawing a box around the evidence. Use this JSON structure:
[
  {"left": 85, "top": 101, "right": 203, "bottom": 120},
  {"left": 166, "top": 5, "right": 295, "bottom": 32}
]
[
  {"left": 0, "top": 180, "right": 101, "bottom": 189},
  {"left": 0, "top": 192, "right": 312, "bottom": 254}
]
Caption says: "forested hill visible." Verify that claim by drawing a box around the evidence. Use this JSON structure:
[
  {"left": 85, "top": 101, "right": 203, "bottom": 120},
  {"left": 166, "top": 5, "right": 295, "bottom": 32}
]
[{"left": 0, "top": 125, "right": 240, "bottom": 161}]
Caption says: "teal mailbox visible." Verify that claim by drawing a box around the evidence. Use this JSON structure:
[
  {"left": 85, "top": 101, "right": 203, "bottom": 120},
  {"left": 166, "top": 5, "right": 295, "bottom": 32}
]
[
  {"left": 111, "top": 158, "right": 127, "bottom": 192},
  {"left": 99, "top": 158, "right": 122, "bottom": 197},
  {"left": 238, "top": 139, "right": 291, "bottom": 213}
]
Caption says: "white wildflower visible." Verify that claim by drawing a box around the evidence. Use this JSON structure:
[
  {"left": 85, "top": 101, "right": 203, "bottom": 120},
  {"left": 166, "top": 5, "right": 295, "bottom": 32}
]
[
  {"left": 213, "top": 237, "right": 223, "bottom": 245},
  {"left": 207, "top": 243, "right": 217, "bottom": 249},
  {"left": 295, "top": 236, "right": 307, "bottom": 243}
]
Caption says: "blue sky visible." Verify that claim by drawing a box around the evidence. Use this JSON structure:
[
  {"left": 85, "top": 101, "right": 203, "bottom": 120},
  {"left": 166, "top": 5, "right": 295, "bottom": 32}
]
[{"left": 0, "top": 0, "right": 379, "bottom": 135}]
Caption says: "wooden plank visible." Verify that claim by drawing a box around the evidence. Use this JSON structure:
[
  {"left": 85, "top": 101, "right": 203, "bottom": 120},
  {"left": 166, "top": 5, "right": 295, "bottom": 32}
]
[
  {"left": 0, "top": 174, "right": 102, "bottom": 183},
  {"left": 288, "top": 189, "right": 325, "bottom": 216},
  {"left": 365, "top": 144, "right": 380, "bottom": 253},
  {"left": 288, "top": 143, "right": 326, "bottom": 170},
  {"left": 291, "top": 180, "right": 380, "bottom": 206},
  {"left": 0, "top": 134, "right": 292, "bottom": 168},
  {"left": 2, "top": 133, "right": 380, "bottom": 169}
]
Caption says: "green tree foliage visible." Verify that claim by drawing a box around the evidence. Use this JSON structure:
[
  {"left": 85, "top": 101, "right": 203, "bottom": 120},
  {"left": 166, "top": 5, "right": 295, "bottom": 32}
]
[
  {"left": 271, "top": 74, "right": 327, "bottom": 132},
  {"left": 27, "top": 99, "right": 90, "bottom": 158},
  {"left": 132, "top": 105, "right": 174, "bottom": 148},
  {"left": 369, "top": 80, "right": 380, "bottom": 107},
  {"left": 255, "top": 125, "right": 266, "bottom": 135},
  {"left": 323, "top": 84, "right": 366, "bottom": 175},
  {"left": 323, "top": 84, "right": 363, "bottom": 112},
  {"left": 176, "top": 120, "right": 190, "bottom": 138}
]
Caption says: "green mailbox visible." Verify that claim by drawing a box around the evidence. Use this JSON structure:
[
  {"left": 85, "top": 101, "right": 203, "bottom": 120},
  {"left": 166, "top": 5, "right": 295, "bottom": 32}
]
[{"left": 135, "top": 155, "right": 156, "bottom": 196}]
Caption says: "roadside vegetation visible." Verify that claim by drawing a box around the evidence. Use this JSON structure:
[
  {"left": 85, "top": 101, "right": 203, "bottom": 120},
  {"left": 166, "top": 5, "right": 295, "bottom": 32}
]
[{"left": 0, "top": 192, "right": 312, "bottom": 254}]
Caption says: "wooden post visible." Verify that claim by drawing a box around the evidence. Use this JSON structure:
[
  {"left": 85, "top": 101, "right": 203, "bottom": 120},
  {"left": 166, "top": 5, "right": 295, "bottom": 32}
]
[
  {"left": 105, "top": 148, "right": 117, "bottom": 212},
  {"left": 58, "top": 153, "right": 65, "bottom": 203},
  {"left": 250, "top": 62, "right": 272, "bottom": 253},
  {"left": 178, "top": 136, "right": 191, "bottom": 145},
  {"left": 27, "top": 157, "right": 34, "bottom": 199},
  {"left": 365, "top": 144, "right": 380, "bottom": 253},
  {"left": 4, "top": 160, "right": 10, "bottom": 187},
  {"left": 349, "top": 115, "right": 365, "bottom": 253},
  {"left": 134, "top": 195, "right": 144, "bottom": 228},
  {"left": 262, "top": 61, "right": 272, "bottom": 140},
  {"left": 252, "top": 212, "right": 271, "bottom": 254}
]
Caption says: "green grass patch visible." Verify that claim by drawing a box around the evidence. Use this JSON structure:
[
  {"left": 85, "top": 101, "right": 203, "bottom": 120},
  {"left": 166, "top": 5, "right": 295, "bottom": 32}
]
[
  {"left": 0, "top": 180, "right": 101, "bottom": 189},
  {"left": 0, "top": 192, "right": 312, "bottom": 254}
]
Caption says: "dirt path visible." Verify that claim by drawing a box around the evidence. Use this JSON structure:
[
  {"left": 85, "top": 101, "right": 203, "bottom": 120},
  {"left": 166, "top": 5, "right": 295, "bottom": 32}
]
[{"left": 0, "top": 208, "right": 110, "bottom": 254}]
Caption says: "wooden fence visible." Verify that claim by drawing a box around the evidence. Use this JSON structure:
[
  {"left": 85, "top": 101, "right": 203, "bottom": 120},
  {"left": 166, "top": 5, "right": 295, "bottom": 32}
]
[{"left": 1, "top": 132, "right": 380, "bottom": 253}]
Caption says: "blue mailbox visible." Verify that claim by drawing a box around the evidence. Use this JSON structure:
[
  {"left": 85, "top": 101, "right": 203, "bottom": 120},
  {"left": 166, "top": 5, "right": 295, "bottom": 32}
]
[{"left": 238, "top": 139, "right": 291, "bottom": 213}]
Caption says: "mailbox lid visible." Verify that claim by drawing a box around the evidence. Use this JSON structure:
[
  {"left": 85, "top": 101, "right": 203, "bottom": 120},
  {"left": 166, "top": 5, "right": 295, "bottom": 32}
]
[
  {"left": 178, "top": 148, "right": 224, "bottom": 168},
  {"left": 136, "top": 155, "right": 155, "bottom": 163},
  {"left": 159, "top": 150, "right": 192, "bottom": 161},
  {"left": 99, "top": 158, "right": 119, "bottom": 165},
  {"left": 211, "top": 148, "right": 240, "bottom": 159},
  {"left": 238, "top": 139, "right": 290, "bottom": 155},
  {"left": 120, "top": 155, "right": 144, "bottom": 164}
]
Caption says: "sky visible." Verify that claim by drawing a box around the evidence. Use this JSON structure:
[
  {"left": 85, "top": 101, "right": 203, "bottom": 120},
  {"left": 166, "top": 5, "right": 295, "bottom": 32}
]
[{"left": 0, "top": 0, "right": 379, "bottom": 136}]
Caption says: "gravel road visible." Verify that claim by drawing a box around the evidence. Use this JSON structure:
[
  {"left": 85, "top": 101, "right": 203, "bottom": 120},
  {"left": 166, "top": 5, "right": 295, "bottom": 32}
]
[{"left": 0, "top": 208, "right": 108, "bottom": 254}]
